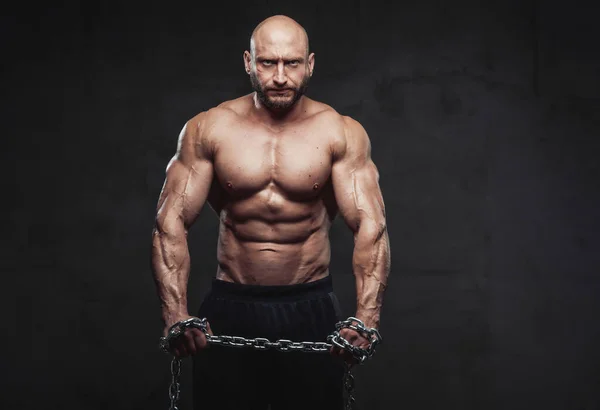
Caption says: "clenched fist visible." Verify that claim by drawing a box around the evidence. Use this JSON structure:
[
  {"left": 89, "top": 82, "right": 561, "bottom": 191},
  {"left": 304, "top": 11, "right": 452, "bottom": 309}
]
[{"left": 163, "top": 316, "right": 213, "bottom": 358}]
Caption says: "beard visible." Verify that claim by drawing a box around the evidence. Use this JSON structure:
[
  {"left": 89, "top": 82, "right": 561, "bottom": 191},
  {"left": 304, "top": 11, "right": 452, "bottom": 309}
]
[{"left": 250, "top": 71, "right": 310, "bottom": 111}]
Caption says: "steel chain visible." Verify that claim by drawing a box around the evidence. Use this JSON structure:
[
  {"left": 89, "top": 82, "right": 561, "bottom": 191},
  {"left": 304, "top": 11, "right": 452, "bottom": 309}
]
[
  {"left": 343, "top": 362, "right": 356, "bottom": 410},
  {"left": 168, "top": 357, "right": 182, "bottom": 410},
  {"left": 159, "top": 316, "right": 381, "bottom": 410}
]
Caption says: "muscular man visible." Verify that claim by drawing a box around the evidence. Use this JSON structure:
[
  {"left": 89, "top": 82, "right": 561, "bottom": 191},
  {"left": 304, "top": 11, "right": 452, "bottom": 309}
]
[{"left": 151, "top": 15, "right": 390, "bottom": 410}]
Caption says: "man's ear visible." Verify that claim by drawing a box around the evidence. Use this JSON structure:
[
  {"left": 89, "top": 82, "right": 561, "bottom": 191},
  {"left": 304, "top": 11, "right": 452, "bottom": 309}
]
[{"left": 243, "top": 50, "right": 252, "bottom": 74}]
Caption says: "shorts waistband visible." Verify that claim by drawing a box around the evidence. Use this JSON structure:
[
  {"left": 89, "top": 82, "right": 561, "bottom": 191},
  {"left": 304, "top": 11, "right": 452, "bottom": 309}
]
[{"left": 208, "top": 274, "right": 333, "bottom": 302}]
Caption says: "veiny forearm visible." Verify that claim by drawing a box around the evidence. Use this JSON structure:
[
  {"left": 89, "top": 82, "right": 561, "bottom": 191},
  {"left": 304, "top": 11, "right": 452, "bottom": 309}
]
[
  {"left": 151, "top": 223, "right": 191, "bottom": 327},
  {"left": 352, "top": 223, "right": 391, "bottom": 329}
]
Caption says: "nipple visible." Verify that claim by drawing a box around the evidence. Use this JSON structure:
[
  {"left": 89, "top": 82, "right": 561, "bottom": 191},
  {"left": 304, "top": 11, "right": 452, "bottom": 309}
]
[
  {"left": 226, "top": 182, "right": 233, "bottom": 189},
  {"left": 313, "top": 183, "right": 320, "bottom": 190}
]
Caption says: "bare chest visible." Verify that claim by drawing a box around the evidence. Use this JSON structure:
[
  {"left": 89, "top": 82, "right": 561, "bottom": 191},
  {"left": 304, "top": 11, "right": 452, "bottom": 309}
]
[{"left": 213, "top": 120, "right": 335, "bottom": 198}]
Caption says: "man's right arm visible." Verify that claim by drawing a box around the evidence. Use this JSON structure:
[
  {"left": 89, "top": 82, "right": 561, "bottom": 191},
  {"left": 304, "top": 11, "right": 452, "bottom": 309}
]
[{"left": 151, "top": 112, "right": 214, "bottom": 336}]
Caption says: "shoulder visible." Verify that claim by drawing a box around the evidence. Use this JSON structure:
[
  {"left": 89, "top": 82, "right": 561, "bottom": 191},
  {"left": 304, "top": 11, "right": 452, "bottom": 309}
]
[
  {"left": 329, "top": 113, "right": 371, "bottom": 161},
  {"left": 182, "top": 99, "right": 246, "bottom": 156},
  {"left": 186, "top": 93, "right": 252, "bottom": 132},
  {"left": 302, "top": 98, "right": 343, "bottom": 123},
  {"left": 300, "top": 100, "right": 369, "bottom": 160},
  {"left": 301, "top": 98, "right": 367, "bottom": 135},
  {"left": 188, "top": 101, "right": 242, "bottom": 134}
]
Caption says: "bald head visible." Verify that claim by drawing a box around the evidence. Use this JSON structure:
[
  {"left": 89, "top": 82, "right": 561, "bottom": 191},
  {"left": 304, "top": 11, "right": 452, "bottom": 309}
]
[
  {"left": 244, "top": 15, "right": 314, "bottom": 113},
  {"left": 250, "top": 15, "right": 309, "bottom": 58}
]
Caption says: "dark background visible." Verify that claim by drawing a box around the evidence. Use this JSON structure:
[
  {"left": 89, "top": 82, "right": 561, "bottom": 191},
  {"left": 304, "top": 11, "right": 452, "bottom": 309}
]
[{"left": 3, "top": 1, "right": 599, "bottom": 409}]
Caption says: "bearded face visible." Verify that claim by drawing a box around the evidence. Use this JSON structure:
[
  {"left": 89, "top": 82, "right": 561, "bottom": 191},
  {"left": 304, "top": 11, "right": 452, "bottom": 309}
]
[
  {"left": 250, "top": 69, "right": 311, "bottom": 111},
  {"left": 245, "top": 17, "right": 314, "bottom": 112}
]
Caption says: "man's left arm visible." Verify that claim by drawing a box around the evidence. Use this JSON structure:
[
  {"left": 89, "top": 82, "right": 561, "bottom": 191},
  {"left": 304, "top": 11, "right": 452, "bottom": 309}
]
[{"left": 331, "top": 116, "right": 391, "bottom": 331}]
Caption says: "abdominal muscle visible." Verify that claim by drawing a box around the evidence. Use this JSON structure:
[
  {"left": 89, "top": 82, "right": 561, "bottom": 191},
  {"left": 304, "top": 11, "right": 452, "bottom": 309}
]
[{"left": 214, "top": 204, "right": 333, "bottom": 285}]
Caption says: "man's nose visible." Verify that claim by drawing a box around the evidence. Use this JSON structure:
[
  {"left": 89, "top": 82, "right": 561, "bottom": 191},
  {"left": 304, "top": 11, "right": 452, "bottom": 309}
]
[{"left": 273, "top": 62, "right": 287, "bottom": 85}]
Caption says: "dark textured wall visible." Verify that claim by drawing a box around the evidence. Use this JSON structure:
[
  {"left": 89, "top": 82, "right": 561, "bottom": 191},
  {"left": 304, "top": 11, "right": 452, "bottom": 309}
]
[{"left": 3, "top": 1, "right": 599, "bottom": 409}]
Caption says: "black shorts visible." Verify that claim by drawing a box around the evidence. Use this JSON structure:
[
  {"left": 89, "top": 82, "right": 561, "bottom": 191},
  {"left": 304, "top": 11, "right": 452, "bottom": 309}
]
[{"left": 192, "top": 275, "right": 345, "bottom": 410}]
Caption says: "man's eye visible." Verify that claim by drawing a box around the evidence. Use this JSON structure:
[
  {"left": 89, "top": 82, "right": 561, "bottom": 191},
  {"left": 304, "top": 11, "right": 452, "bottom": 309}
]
[
  {"left": 262, "top": 60, "right": 273, "bottom": 66},
  {"left": 288, "top": 61, "right": 299, "bottom": 66}
]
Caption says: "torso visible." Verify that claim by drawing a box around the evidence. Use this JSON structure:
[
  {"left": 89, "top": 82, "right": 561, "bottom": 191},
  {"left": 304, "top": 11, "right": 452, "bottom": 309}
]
[{"left": 201, "top": 94, "right": 346, "bottom": 285}]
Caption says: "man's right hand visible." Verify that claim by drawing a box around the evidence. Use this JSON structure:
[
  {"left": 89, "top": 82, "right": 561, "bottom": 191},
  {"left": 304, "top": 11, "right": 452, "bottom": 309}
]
[{"left": 163, "top": 315, "right": 213, "bottom": 358}]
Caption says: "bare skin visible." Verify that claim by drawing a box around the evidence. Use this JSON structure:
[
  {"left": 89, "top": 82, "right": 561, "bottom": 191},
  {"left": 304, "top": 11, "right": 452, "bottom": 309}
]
[{"left": 151, "top": 15, "right": 391, "bottom": 362}]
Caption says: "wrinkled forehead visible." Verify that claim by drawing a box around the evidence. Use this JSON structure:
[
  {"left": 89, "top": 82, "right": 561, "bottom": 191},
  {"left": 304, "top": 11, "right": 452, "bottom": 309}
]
[{"left": 251, "top": 27, "right": 307, "bottom": 58}]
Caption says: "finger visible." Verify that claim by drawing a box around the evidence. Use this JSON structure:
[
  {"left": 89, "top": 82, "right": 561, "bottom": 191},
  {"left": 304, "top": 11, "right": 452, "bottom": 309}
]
[
  {"left": 191, "top": 329, "right": 208, "bottom": 349},
  {"left": 330, "top": 344, "right": 343, "bottom": 355},
  {"left": 184, "top": 332, "right": 197, "bottom": 355},
  {"left": 341, "top": 329, "right": 359, "bottom": 343},
  {"left": 181, "top": 345, "right": 190, "bottom": 357},
  {"left": 176, "top": 339, "right": 190, "bottom": 357},
  {"left": 332, "top": 347, "right": 347, "bottom": 362},
  {"left": 330, "top": 350, "right": 343, "bottom": 362},
  {"left": 206, "top": 321, "right": 213, "bottom": 336},
  {"left": 341, "top": 329, "right": 370, "bottom": 349}
]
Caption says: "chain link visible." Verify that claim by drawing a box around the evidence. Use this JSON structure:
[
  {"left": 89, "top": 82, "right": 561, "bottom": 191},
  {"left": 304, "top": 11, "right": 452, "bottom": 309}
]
[
  {"left": 168, "top": 357, "right": 181, "bottom": 410},
  {"left": 159, "top": 316, "right": 381, "bottom": 410},
  {"left": 343, "top": 363, "right": 356, "bottom": 410}
]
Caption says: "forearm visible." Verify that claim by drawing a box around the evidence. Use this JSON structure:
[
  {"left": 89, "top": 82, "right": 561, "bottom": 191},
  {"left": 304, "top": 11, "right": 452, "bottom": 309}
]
[
  {"left": 151, "top": 225, "right": 191, "bottom": 327},
  {"left": 352, "top": 223, "right": 391, "bottom": 329}
]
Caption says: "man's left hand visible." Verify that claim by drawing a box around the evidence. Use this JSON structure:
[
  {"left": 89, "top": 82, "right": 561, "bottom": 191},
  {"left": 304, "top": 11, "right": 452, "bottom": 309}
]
[{"left": 329, "top": 327, "right": 371, "bottom": 365}]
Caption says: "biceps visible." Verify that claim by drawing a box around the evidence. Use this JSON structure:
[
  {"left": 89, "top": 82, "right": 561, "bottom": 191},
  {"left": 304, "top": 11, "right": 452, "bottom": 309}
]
[
  {"left": 332, "top": 160, "right": 385, "bottom": 232},
  {"left": 156, "top": 157, "right": 214, "bottom": 231}
]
